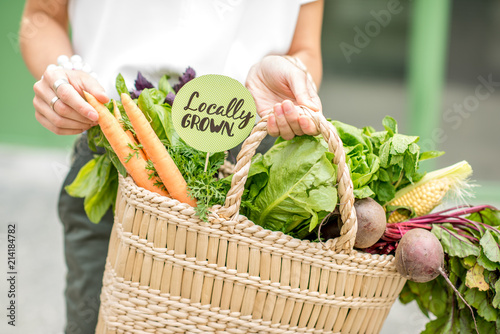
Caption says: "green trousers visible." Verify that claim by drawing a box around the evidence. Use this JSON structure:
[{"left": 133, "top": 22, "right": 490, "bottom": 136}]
[
  {"left": 58, "top": 134, "right": 113, "bottom": 334},
  {"left": 57, "top": 133, "right": 275, "bottom": 333}
]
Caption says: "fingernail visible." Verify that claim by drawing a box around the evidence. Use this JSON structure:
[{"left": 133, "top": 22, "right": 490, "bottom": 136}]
[{"left": 88, "top": 111, "right": 98, "bottom": 121}]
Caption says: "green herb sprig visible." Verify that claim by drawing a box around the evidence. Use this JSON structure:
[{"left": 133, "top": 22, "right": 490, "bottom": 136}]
[{"left": 167, "top": 141, "right": 230, "bottom": 221}]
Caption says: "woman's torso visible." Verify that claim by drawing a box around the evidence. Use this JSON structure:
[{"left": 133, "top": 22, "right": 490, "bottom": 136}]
[{"left": 69, "top": 0, "right": 310, "bottom": 97}]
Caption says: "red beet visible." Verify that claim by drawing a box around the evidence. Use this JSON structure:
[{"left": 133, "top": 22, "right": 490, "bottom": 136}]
[
  {"left": 353, "top": 197, "right": 387, "bottom": 249},
  {"left": 394, "top": 228, "right": 479, "bottom": 333},
  {"left": 395, "top": 228, "right": 444, "bottom": 283}
]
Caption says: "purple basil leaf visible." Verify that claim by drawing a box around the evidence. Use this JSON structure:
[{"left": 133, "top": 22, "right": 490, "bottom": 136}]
[
  {"left": 135, "top": 72, "right": 154, "bottom": 91},
  {"left": 173, "top": 67, "right": 196, "bottom": 93},
  {"left": 165, "top": 92, "right": 176, "bottom": 106},
  {"left": 130, "top": 90, "right": 141, "bottom": 99}
]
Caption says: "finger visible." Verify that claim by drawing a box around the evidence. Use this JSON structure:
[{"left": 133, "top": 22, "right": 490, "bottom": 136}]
[
  {"left": 54, "top": 99, "right": 99, "bottom": 126},
  {"left": 34, "top": 80, "right": 96, "bottom": 125},
  {"left": 35, "top": 109, "right": 87, "bottom": 136},
  {"left": 299, "top": 115, "right": 319, "bottom": 136},
  {"left": 282, "top": 100, "right": 305, "bottom": 137},
  {"left": 306, "top": 79, "right": 322, "bottom": 112},
  {"left": 73, "top": 72, "right": 109, "bottom": 104},
  {"left": 55, "top": 83, "right": 99, "bottom": 122},
  {"left": 289, "top": 72, "right": 321, "bottom": 111},
  {"left": 267, "top": 114, "right": 280, "bottom": 137},
  {"left": 34, "top": 96, "right": 94, "bottom": 131},
  {"left": 274, "top": 103, "right": 295, "bottom": 140},
  {"left": 43, "top": 69, "right": 99, "bottom": 122}
]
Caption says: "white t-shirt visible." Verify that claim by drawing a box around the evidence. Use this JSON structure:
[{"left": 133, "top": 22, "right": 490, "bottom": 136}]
[{"left": 69, "top": 0, "right": 315, "bottom": 99}]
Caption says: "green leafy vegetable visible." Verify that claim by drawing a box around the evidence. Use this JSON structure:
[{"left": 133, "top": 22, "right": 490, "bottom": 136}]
[
  {"left": 329, "top": 116, "right": 442, "bottom": 205},
  {"left": 167, "top": 141, "right": 229, "bottom": 221},
  {"left": 115, "top": 73, "right": 129, "bottom": 97},
  {"left": 432, "top": 224, "right": 480, "bottom": 258},
  {"left": 240, "top": 135, "right": 337, "bottom": 239},
  {"left": 158, "top": 74, "right": 175, "bottom": 95},
  {"left": 395, "top": 206, "right": 500, "bottom": 333},
  {"left": 66, "top": 154, "right": 118, "bottom": 223}
]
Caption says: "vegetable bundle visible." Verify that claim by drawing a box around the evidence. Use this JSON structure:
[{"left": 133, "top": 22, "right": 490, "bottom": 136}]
[
  {"left": 67, "top": 70, "right": 229, "bottom": 222},
  {"left": 67, "top": 69, "right": 500, "bottom": 333},
  {"left": 365, "top": 205, "right": 500, "bottom": 333},
  {"left": 239, "top": 116, "right": 443, "bottom": 239},
  {"left": 238, "top": 115, "right": 500, "bottom": 333}
]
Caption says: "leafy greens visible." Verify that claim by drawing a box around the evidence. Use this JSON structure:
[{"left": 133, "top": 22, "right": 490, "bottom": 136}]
[
  {"left": 239, "top": 116, "right": 442, "bottom": 238},
  {"left": 240, "top": 135, "right": 337, "bottom": 239},
  {"left": 331, "top": 116, "right": 443, "bottom": 204},
  {"left": 66, "top": 69, "right": 228, "bottom": 223},
  {"left": 399, "top": 207, "right": 500, "bottom": 333}
]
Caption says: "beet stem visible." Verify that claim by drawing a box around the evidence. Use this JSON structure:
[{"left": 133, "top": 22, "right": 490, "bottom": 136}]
[
  {"left": 317, "top": 210, "right": 337, "bottom": 247},
  {"left": 439, "top": 226, "right": 479, "bottom": 243},
  {"left": 438, "top": 267, "right": 478, "bottom": 334}
]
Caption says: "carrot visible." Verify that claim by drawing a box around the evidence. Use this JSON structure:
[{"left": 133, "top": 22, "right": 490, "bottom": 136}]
[
  {"left": 112, "top": 100, "right": 149, "bottom": 161},
  {"left": 121, "top": 93, "right": 197, "bottom": 207},
  {"left": 83, "top": 91, "right": 169, "bottom": 197}
]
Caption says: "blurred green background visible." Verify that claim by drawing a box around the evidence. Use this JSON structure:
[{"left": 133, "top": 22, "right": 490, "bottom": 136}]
[
  {"left": 1, "top": 0, "right": 499, "bottom": 199},
  {"left": 1, "top": 2, "right": 74, "bottom": 148}
]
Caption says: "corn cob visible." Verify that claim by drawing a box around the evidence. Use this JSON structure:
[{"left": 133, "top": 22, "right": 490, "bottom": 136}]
[{"left": 386, "top": 160, "right": 473, "bottom": 223}]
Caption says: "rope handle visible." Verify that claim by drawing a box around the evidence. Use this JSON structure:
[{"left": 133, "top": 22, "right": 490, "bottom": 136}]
[{"left": 217, "top": 106, "right": 358, "bottom": 253}]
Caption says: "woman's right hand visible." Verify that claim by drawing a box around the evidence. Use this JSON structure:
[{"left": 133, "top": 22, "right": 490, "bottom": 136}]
[{"left": 33, "top": 67, "right": 109, "bottom": 135}]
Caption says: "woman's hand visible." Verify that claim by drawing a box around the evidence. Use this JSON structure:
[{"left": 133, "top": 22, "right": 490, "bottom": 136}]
[
  {"left": 33, "top": 68, "right": 109, "bottom": 135},
  {"left": 21, "top": 0, "right": 109, "bottom": 135},
  {"left": 246, "top": 55, "right": 322, "bottom": 140}
]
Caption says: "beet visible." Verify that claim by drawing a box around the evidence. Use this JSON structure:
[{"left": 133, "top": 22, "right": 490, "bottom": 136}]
[
  {"left": 395, "top": 228, "right": 443, "bottom": 282},
  {"left": 316, "top": 208, "right": 341, "bottom": 241},
  {"left": 317, "top": 198, "right": 386, "bottom": 248},
  {"left": 394, "top": 228, "right": 479, "bottom": 333},
  {"left": 353, "top": 197, "right": 387, "bottom": 249}
]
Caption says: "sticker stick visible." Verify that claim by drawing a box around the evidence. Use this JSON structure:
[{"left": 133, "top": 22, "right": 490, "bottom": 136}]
[{"left": 204, "top": 152, "right": 210, "bottom": 173}]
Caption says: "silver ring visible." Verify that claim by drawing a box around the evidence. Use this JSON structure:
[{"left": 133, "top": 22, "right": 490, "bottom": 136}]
[
  {"left": 50, "top": 96, "right": 60, "bottom": 110},
  {"left": 52, "top": 78, "right": 69, "bottom": 93}
]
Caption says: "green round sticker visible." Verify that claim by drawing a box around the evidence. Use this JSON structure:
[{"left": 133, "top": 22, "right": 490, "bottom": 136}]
[{"left": 172, "top": 74, "right": 256, "bottom": 153}]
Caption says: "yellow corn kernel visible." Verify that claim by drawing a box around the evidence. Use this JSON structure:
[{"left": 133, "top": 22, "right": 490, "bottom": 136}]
[
  {"left": 386, "top": 161, "right": 473, "bottom": 223},
  {"left": 387, "top": 178, "right": 451, "bottom": 223}
]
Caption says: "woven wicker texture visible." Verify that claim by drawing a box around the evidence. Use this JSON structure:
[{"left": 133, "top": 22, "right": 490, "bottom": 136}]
[{"left": 96, "top": 109, "right": 406, "bottom": 334}]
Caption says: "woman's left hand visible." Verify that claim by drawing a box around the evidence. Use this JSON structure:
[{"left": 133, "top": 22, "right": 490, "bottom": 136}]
[{"left": 246, "top": 55, "right": 322, "bottom": 140}]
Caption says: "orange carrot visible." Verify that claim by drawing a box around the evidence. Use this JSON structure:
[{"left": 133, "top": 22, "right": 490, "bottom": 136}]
[
  {"left": 121, "top": 93, "right": 197, "bottom": 207},
  {"left": 84, "top": 91, "right": 169, "bottom": 197},
  {"left": 112, "top": 100, "right": 149, "bottom": 161}
]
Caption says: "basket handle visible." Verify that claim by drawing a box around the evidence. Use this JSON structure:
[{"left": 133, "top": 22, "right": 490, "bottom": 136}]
[{"left": 217, "top": 106, "right": 358, "bottom": 253}]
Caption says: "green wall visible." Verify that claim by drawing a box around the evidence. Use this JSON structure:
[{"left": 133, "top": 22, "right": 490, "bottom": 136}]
[{"left": 0, "top": 2, "right": 74, "bottom": 148}]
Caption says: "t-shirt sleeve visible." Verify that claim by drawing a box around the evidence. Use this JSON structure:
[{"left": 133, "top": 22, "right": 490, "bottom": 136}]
[{"left": 299, "top": 0, "right": 317, "bottom": 4}]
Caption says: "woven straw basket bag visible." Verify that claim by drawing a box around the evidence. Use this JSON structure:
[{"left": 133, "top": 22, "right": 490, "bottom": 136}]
[{"left": 95, "top": 108, "right": 406, "bottom": 334}]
